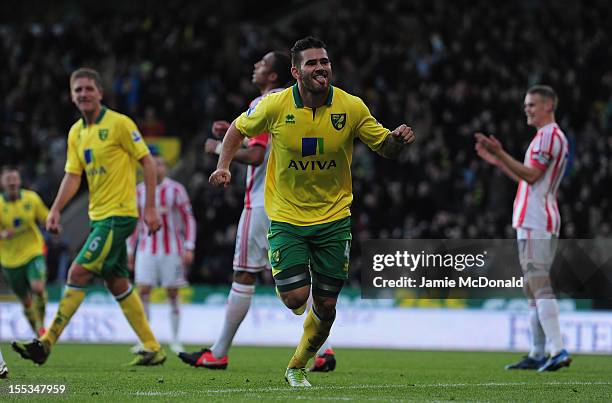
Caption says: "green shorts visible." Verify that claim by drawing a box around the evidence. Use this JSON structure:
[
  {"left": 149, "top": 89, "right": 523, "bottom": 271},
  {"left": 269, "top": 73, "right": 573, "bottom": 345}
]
[
  {"left": 2, "top": 255, "right": 46, "bottom": 299},
  {"left": 76, "top": 216, "right": 137, "bottom": 279},
  {"left": 268, "top": 216, "right": 352, "bottom": 280}
]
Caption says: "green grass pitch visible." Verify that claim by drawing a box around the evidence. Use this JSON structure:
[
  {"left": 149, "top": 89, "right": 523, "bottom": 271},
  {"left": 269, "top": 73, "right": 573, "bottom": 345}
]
[{"left": 1, "top": 343, "right": 610, "bottom": 401}]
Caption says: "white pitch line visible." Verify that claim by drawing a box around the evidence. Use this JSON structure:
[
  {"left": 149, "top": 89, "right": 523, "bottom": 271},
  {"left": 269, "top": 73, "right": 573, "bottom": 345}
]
[
  {"left": 134, "top": 391, "right": 187, "bottom": 396},
  {"left": 411, "top": 381, "right": 612, "bottom": 388},
  {"left": 203, "top": 384, "right": 409, "bottom": 394},
  {"left": 267, "top": 396, "right": 404, "bottom": 402},
  {"left": 200, "top": 381, "right": 612, "bottom": 395}
]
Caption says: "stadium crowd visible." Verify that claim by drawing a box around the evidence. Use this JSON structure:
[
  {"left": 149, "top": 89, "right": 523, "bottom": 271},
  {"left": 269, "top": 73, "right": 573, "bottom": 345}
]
[{"left": 1, "top": 0, "right": 611, "bottom": 285}]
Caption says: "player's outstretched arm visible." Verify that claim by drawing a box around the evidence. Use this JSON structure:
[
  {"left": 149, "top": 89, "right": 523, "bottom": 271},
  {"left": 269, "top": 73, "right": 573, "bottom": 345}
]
[
  {"left": 46, "top": 173, "right": 81, "bottom": 233},
  {"left": 474, "top": 132, "right": 544, "bottom": 184},
  {"left": 209, "top": 120, "right": 246, "bottom": 187},
  {"left": 139, "top": 154, "right": 161, "bottom": 235},
  {"left": 376, "top": 124, "right": 415, "bottom": 159}
]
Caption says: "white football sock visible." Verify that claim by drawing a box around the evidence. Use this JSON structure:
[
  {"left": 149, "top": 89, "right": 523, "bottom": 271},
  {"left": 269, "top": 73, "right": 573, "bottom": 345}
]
[
  {"left": 0, "top": 347, "right": 5, "bottom": 366},
  {"left": 317, "top": 338, "right": 333, "bottom": 356},
  {"left": 528, "top": 300, "right": 546, "bottom": 359},
  {"left": 140, "top": 292, "right": 151, "bottom": 321},
  {"left": 170, "top": 297, "right": 180, "bottom": 342},
  {"left": 211, "top": 282, "right": 255, "bottom": 358},
  {"left": 535, "top": 293, "right": 564, "bottom": 356}
]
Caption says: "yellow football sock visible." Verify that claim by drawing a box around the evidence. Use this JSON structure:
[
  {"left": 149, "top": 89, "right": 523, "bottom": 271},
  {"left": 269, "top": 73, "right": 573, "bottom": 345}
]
[
  {"left": 23, "top": 305, "right": 39, "bottom": 334},
  {"left": 288, "top": 308, "right": 334, "bottom": 368},
  {"left": 117, "top": 287, "right": 161, "bottom": 352},
  {"left": 41, "top": 286, "right": 86, "bottom": 348},
  {"left": 33, "top": 291, "right": 47, "bottom": 329}
]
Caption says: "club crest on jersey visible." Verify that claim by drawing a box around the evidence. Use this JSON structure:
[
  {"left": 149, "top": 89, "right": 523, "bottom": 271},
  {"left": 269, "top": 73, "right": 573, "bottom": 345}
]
[
  {"left": 285, "top": 114, "right": 295, "bottom": 124},
  {"left": 331, "top": 113, "right": 346, "bottom": 130},
  {"left": 98, "top": 129, "right": 108, "bottom": 140},
  {"left": 13, "top": 217, "right": 22, "bottom": 228}
]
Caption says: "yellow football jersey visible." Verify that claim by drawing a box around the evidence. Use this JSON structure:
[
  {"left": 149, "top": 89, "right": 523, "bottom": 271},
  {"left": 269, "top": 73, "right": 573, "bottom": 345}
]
[
  {"left": 0, "top": 190, "right": 49, "bottom": 268},
  {"left": 235, "top": 84, "right": 390, "bottom": 225},
  {"left": 65, "top": 106, "right": 150, "bottom": 220}
]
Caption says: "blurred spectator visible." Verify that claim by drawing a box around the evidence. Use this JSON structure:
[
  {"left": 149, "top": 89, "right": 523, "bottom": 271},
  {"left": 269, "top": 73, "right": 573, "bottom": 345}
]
[{"left": 139, "top": 106, "right": 166, "bottom": 137}]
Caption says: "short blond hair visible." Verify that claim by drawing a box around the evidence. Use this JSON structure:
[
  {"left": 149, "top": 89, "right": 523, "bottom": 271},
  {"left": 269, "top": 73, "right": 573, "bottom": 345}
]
[{"left": 70, "top": 67, "right": 103, "bottom": 91}]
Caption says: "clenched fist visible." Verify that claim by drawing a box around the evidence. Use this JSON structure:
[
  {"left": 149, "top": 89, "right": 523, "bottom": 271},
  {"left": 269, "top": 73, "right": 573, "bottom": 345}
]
[
  {"left": 390, "top": 124, "right": 415, "bottom": 144},
  {"left": 209, "top": 168, "right": 231, "bottom": 187}
]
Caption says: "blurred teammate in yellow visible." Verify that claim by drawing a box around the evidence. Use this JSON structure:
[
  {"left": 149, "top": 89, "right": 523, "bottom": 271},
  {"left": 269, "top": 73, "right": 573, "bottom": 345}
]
[
  {"left": 0, "top": 166, "right": 49, "bottom": 336},
  {"left": 12, "top": 68, "right": 165, "bottom": 366}
]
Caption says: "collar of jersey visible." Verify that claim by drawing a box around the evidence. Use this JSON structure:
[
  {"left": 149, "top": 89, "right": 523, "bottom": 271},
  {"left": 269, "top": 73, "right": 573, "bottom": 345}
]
[
  {"left": 292, "top": 84, "right": 334, "bottom": 108},
  {"left": 539, "top": 122, "right": 558, "bottom": 131},
  {"left": 81, "top": 105, "right": 108, "bottom": 128}
]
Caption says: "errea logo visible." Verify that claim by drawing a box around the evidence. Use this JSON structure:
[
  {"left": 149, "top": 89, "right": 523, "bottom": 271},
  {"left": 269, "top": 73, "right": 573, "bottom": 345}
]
[{"left": 285, "top": 114, "right": 295, "bottom": 124}]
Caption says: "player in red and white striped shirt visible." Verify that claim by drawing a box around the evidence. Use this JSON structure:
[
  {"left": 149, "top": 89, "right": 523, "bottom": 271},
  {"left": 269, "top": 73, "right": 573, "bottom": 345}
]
[
  {"left": 475, "top": 85, "right": 571, "bottom": 371},
  {"left": 127, "top": 155, "right": 196, "bottom": 353}
]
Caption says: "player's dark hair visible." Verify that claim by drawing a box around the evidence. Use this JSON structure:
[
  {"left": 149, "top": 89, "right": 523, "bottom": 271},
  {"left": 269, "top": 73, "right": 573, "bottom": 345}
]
[
  {"left": 1, "top": 165, "right": 18, "bottom": 174},
  {"left": 291, "top": 36, "right": 327, "bottom": 67},
  {"left": 70, "top": 67, "right": 103, "bottom": 91},
  {"left": 527, "top": 85, "right": 558, "bottom": 111},
  {"left": 270, "top": 51, "right": 292, "bottom": 87}
]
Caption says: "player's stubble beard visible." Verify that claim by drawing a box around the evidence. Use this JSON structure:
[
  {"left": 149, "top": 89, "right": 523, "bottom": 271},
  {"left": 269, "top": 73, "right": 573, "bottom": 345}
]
[
  {"left": 301, "top": 68, "right": 330, "bottom": 95},
  {"left": 6, "top": 186, "right": 19, "bottom": 200}
]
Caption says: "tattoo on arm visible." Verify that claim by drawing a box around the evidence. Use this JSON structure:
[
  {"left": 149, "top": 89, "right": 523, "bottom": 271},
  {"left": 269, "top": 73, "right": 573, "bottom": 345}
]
[{"left": 376, "top": 134, "right": 405, "bottom": 159}]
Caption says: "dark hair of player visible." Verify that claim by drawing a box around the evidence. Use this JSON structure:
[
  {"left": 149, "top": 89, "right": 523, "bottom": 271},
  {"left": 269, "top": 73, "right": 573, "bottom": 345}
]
[
  {"left": 290, "top": 36, "right": 327, "bottom": 67},
  {"left": 270, "top": 51, "right": 292, "bottom": 87}
]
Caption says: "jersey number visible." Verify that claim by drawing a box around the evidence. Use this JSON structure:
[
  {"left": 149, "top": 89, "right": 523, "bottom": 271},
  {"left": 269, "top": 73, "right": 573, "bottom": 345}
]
[{"left": 89, "top": 236, "right": 102, "bottom": 251}]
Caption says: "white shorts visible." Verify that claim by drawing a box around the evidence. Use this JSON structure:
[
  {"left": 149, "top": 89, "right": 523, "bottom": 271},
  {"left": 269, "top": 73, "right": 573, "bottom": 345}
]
[
  {"left": 134, "top": 253, "right": 188, "bottom": 288},
  {"left": 233, "top": 207, "right": 270, "bottom": 272},
  {"left": 516, "top": 228, "right": 558, "bottom": 277}
]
